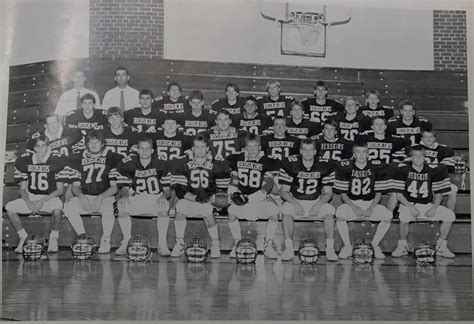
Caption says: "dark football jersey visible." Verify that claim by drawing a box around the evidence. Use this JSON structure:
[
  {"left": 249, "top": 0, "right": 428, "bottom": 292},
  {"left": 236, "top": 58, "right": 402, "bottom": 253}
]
[
  {"left": 286, "top": 118, "right": 322, "bottom": 139},
  {"left": 334, "top": 159, "right": 390, "bottom": 201},
  {"left": 170, "top": 154, "right": 230, "bottom": 197},
  {"left": 331, "top": 112, "right": 371, "bottom": 142},
  {"left": 301, "top": 98, "right": 345, "bottom": 124},
  {"left": 180, "top": 110, "right": 216, "bottom": 137},
  {"left": 14, "top": 151, "right": 68, "bottom": 195},
  {"left": 386, "top": 116, "right": 432, "bottom": 145},
  {"left": 238, "top": 114, "right": 273, "bottom": 136},
  {"left": 65, "top": 109, "right": 108, "bottom": 136},
  {"left": 279, "top": 155, "right": 335, "bottom": 200},
  {"left": 27, "top": 127, "right": 82, "bottom": 156},
  {"left": 102, "top": 127, "right": 140, "bottom": 158},
  {"left": 202, "top": 127, "right": 248, "bottom": 161},
  {"left": 404, "top": 142, "right": 456, "bottom": 173},
  {"left": 211, "top": 97, "right": 246, "bottom": 127},
  {"left": 116, "top": 155, "right": 170, "bottom": 195},
  {"left": 257, "top": 95, "right": 294, "bottom": 119},
  {"left": 391, "top": 162, "right": 451, "bottom": 204},
  {"left": 151, "top": 130, "right": 192, "bottom": 161},
  {"left": 359, "top": 105, "right": 394, "bottom": 120},
  {"left": 68, "top": 150, "right": 122, "bottom": 196},
  {"left": 355, "top": 132, "right": 411, "bottom": 165},
  {"left": 124, "top": 107, "right": 161, "bottom": 135},
  {"left": 152, "top": 96, "right": 189, "bottom": 121},
  {"left": 260, "top": 133, "right": 301, "bottom": 161},
  {"left": 228, "top": 152, "right": 280, "bottom": 195},
  {"left": 313, "top": 136, "right": 353, "bottom": 161}
]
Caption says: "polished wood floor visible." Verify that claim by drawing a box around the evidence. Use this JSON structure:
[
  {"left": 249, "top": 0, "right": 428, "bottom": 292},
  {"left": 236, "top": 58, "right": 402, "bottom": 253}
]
[{"left": 2, "top": 250, "right": 473, "bottom": 321}]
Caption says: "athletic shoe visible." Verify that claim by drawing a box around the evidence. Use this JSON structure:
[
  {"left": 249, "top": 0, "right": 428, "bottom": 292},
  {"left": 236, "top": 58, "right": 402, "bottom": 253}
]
[
  {"left": 281, "top": 241, "right": 294, "bottom": 261},
  {"left": 114, "top": 239, "right": 129, "bottom": 256},
  {"left": 47, "top": 235, "right": 58, "bottom": 253},
  {"left": 264, "top": 239, "right": 278, "bottom": 259},
  {"left": 98, "top": 236, "right": 111, "bottom": 254},
  {"left": 391, "top": 240, "right": 408, "bottom": 257},
  {"left": 325, "top": 243, "right": 339, "bottom": 261},
  {"left": 210, "top": 240, "right": 221, "bottom": 258},
  {"left": 338, "top": 245, "right": 353, "bottom": 259},
  {"left": 229, "top": 244, "right": 237, "bottom": 258},
  {"left": 14, "top": 236, "right": 27, "bottom": 254},
  {"left": 170, "top": 241, "right": 185, "bottom": 257},
  {"left": 436, "top": 241, "right": 455, "bottom": 258},
  {"left": 158, "top": 243, "right": 171, "bottom": 256},
  {"left": 373, "top": 245, "right": 385, "bottom": 259}
]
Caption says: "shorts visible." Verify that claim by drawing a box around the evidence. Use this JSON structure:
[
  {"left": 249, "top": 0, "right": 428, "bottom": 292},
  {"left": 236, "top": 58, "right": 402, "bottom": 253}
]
[
  {"left": 281, "top": 198, "right": 335, "bottom": 219},
  {"left": 336, "top": 199, "right": 392, "bottom": 221},
  {"left": 5, "top": 193, "right": 63, "bottom": 214},
  {"left": 441, "top": 183, "right": 458, "bottom": 196},
  {"left": 118, "top": 194, "right": 169, "bottom": 216},
  {"left": 176, "top": 199, "right": 213, "bottom": 218},
  {"left": 398, "top": 203, "right": 456, "bottom": 223},
  {"left": 228, "top": 199, "right": 279, "bottom": 221}
]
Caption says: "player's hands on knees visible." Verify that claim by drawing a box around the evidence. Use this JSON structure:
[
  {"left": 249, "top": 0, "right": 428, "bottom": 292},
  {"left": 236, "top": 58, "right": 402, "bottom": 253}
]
[
  {"left": 294, "top": 202, "right": 305, "bottom": 216},
  {"left": 424, "top": 206, "right": 437, "bottom": 218},
  {"left": 363, "top": 207, "right": 374, "bottom": 218},
  {"left": 79, "top": 196, "right": 92, "bottom": 211},
  {"left": 409, "top": 206, "right": 420, "bottom": 218},
  {"left": 91, "top": 196, "right": 104, "bottom": 213},
  {"left": 64, "top": 186, "right": 74, "bottom": 203},
  {"left": 168, "top": 208, "right": 176, "bottom": 217},
  {"left": 156, "top": 196, "right": 168, "bottom": 209},
  {"left": 353, "top": 206, "right": 365, "bottom": 218},
  {"left": 26, "top": 200, "right": 38, "bottom": 212}
]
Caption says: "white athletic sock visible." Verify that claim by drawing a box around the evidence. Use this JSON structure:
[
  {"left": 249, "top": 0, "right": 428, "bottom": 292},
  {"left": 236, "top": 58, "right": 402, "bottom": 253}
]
[
  {"left": 174, "top": 219, "right": 186, "bottom": 241},
  {"left": 67, "top": 213, "right": 86, "bottom": 235},
  {"left": 157, "top": 217, "right": 170, "bottom": 244},
  {"left": 372, "top": 222, "right": 390, "bottom": 247},
  {"left": 228, "top": 221, "right": 241, "bottom": 241},
  {"left": 284, "top": 239, "right": 293, "bottom": 249},
  {"left": 117, "top": 216, "right": 132, "bottom": 242},
  {"left": 336, "top": 221, "right": 351, "bottom": 247},
  {"left": 101, "top": 212, "right": 115, "bottom": 237},
  {"left": 50, "top": 230, "right": 59, "bottom": 239},
  {"left": 265, "top": 220, "right": 278, "bottom": 241},
  {"left": 326, "top": 238, "right": 335, "bottom": 248},
  {"left": 207, "top": 225, "right": 219, "bottom": 241},
  {"left": 18, "top": 228, "right": 28, "bottom": 239}
]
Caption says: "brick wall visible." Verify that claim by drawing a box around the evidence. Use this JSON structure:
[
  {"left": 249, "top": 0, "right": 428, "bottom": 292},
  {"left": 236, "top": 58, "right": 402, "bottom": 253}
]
[
  {"left": 433, "top": 10, "right": 467, "bottom": 71},
  {"left": 89, "top": 0, "right": 164, "bottom": 59}
]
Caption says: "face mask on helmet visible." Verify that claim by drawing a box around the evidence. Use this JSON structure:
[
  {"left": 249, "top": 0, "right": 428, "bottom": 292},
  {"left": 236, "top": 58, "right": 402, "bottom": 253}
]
[
  {"left": 453, "top": 156, "right": 467, "bottom": 174},
  {"left": 413, "top": 241, "right": 436, "bottom": 265},
  {"left": 22, "top": 234, "right": 46, "bottom": 261},
  {"left": 71, "top": 234, "right": 97, "bottom": 260},
  {"left": 126, "top": 235, "right": 152, "bottom": 262},
  {"left": 352, "top": 239, "right": 374, "bottom": 265},
  {"left": 235, "top": 238, "right": 258, "bottom": 264},
  {"left": 298, "top": 239, "right": 319, "bottom": 265},
  {"left": 185, "top": 237, "right": 208, "bottom": 263}
]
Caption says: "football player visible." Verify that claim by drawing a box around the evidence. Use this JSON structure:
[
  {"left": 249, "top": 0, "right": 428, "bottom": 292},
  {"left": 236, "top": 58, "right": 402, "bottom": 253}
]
[
  {"left": 391, "top": 145, "right": 455, "bottom": 258},
  {"left": 211, "top": 83, "right": 246, "bottom": 127},
  {"left": 331, "top": 97, "right": 371, "bottom": 142},
  {"left": 152, "top": 115, "right": 192, "bottom": 161},
  {"left": 5, "top": 136, "right": 68, "bottom": 253},
  {"left": 64, "top": 130, "right": 123, "bottom": 253},
  {"left": 286, "top": 101, "right": 322, "bottom": 139},
  {"left": 238, "top": 96, "right": 273, "bottom": 136},
  {"left": 334, "top": 141, "right": 393, "bottom": 259},
  {"left": 65, "top": 93, "right": 108, "bottom": 138},
  {"left": 301, "top": 80, "right": 345, "bottom": 124},
  {"left": 102, "top": 107, "right": 140, "bottom": 157},
  {"left": 278, "top": 138, "right": 338, "bottom": 261},
  {"left": 257, "top": 80, "right": 294, "bottom": 119},
  {"left": 260, "top": 117, "right": 301, "bottom": 160},
  {"left": 115, "top": 137, "right": 172, "bottom": 256},
  {"left": 227, "top": 134, "right": 281, "bottom": 259},
  {"left": 181, "top": 90, "right": 216, "bottom": 136},
  {"left": 359, "top": 89, "right": 394, "bottom": 120},
  {"left": 124, "top": 89, "right": 161, "bottom": 135},
  {"left": 169, "top": 135, "right": 230, "bottom": 258},
  {"left": 313, "top": 119, "right": 353, "bottom": 161},
  {"left": 152, "top": 82, "right": 188, "bottom": 124},
  {"left": 387, "top": 100, "right": 432, "bottom": 145}
]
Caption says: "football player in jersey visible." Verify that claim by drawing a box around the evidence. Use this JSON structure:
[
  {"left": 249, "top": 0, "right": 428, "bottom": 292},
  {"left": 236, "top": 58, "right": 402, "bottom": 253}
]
[
  {"left": 65, "top": 93, "right": 108, "bottom": 137},
  {"left": 278, "top": 138, "right": 338, "bottom": 261},
  {"left": 169, "top": 135, "right": 231, "bottom": 258},
  {"left": 286, "top": 101, "right": 322, "bottom": 139},
  {"left": 257, "top": 80, "right": 294, "bottom": 119},
  {"left": 6, "top": 135, "right": 68, "bottom": 253},
  {"left": 202, "top": 110, "right": 248, "bottom": 161},
  {"left": 238, "top": 96, "right": 273, "bottom": 136},
  {"left": 227, "top": 134, "right": 281, "bottom": 259},
  {"left": 301, "top": 81, "right": 345, "bottom": 124},
  {"left": 313, "top": 119, "right": 353, "bottom": 161},
  {"left": 181, "top": 90, "right": 216, "bottom": 136},
  {"left": 124, "top": 89, "right": 161, "bottom": 135},
  {"left": 102, "top": 107, "right": 140, "bottom": 157},
  {"left": 152, "top": 115, "right": 192, "bottom": 161},
  {"left": 331, "top": 97, "right": 371, "bottom": 142},
  {"left": 211, "top": 83, "right": 246, "bottom": 127},
  {"left": 115, "top": 137, "right": 172, "bottom": 255},
  {"left": 359, "top": 89, "right": 394, "bottom": 120},
  {"left": 387, "top": 99, "right": 432, "bottom": 145},
  {"left": 152, "top": 82, "right": 188, "bottom": 124},
  {"left": 260, "top": 116, "right": 301, "bottom": 160},
  {"left": 334, "top": 141, "right": 393, "bottom": 259},
  {"left": 64, "top": 130, "right": 123, "bottom": 253},
  {"left": 391, "top": 145, "right": 455, "bottom": 258}
]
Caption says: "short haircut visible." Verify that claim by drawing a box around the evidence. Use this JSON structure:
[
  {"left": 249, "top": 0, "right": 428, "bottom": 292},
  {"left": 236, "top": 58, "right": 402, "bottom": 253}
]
[
  {"left": 225, "top": 82, "right": 240, "bottom": 94},
  {"left": 290, "top": 100, "right": 304, "bottom": 111},
  {"left": 193, "top": 134, "right": 210, "bottom": 147},
  {"left": 315, "top": 80, "right": 327, "bottom": 90},
  {"left": 139, "top": 89, "right": 154, "bottom": 98},
  {"left": 162, "top": 114, "right": 178, "bottom": 122},
  {"left": 273, "top": 116, "right": 287, "bottom": 125},
  {"left": 352, "top": 140, "right": 368, "bottom": 149},
  {"left": 365, "top": 89, "right": 381, "bottom": 98},
  {"left": 114, "top": 66, "right": 129, "bottom": 76},
  {"left": 33, "top": 135, "right": 50, "bottom": 146},
  {"left": 422, "top": 129, "right": 436, "bottom": 136},
  {"left": 45, "top": 113, "right": 60, "bottom": 123},
  {"left": 265, "top": 80, "right": 281, "bottom": 91},
  {"left": 245, "top": 133, "right": 261, "bottom": 145},
  {"left": 167, "top": 81, "right": 182, "bottom": 93},
  {"left": 371, "top": 116, "right": 387, "bottom": 126},
  {"left": 107, "top": 106, "right": 123, "bottom": 119},
  {"left": 244, "top": 95, "right": 258, "bottom": 106},
  {"left": 409, "top": 144, "right": 425, "bottom": 156},
  {"left": 137, "top": 136, "right": 153, "bottom": 148},
  {"left": 323, "top": 119, "right": 339, "bottom": 131},
  {"left": 81, "top": 93, "right": 96, "bottom": 104},
  {"left": 86, "top": 130, "right": 105, "bottom": 145},
  {"left": 188, "top": 90, "right": 204, "bottom": 102},
  {"left": 300, "top": 138, "right": 316, "bottom": 149},
  {"left": 398, "top": 99, "right": 415, "bottom": 111},
  {"left": 344, "top": 96, "right": 359, "bottom": 106},
  {"left": 216, "top": 109, "right": 231, "bottom": 119}
]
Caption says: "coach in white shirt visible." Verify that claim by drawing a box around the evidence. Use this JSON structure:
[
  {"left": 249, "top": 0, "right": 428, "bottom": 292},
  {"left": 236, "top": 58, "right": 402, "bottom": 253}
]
[
  {"left": 54, "top": 71, "right": 101, "bottom": 121},
  {"left": 102, "top": 66, "right": 140, "bottom": 112}
]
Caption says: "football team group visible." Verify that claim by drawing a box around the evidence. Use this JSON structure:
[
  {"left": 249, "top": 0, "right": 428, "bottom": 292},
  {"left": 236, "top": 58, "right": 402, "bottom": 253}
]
[{"left": 5, "top": 66, "right": 464, "bottom": 264}]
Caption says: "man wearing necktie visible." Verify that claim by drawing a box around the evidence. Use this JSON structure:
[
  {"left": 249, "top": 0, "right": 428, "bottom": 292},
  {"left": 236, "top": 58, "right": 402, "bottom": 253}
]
[{"left": 102, "top": 66, "right": 140, "bottom": 113}]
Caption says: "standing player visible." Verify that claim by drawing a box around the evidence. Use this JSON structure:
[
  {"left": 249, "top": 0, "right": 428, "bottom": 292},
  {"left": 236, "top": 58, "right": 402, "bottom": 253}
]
[
  {"left": 334, "top": 141, "right": 393, "bottom": 259},
  {"left": 169, "top": 135, "right": 230, "bottom": 258},
  {"left": 102, "top": 66, "right": 140, "bottom": 112},
  {"left": 124, "top": 89, "right": 161, "bottom": 135},
  {"left": 286, "top": 101, "right": 322, "bottom": 139},
  {"left": 115, "top": 137, "right": 172, "bottom": 255},
  {"left": 181, "top": 90, "right": 216, "bottom": 136},
  {"left": 152, "top": 116, "right": 192, "bottom": 161},
  {"left": 64, "top": 130, "right": 123, "bottom": 253},
  {"left": 391, "top": 145, "right": 455, "bottom": 258},
  {"left": 278, "top": 138, "right": 338, "bottom": 261},
  {"left": 331, "top": 97, "right": 371, "bottom": 142},
  {"left": 313, "top": 119, "right": 353, "bottom": 162},
  {"left": 387, "top": 100, "right": 432, "bottom": 145},
  {"left": 65, "top": 93, "right": 108, "bottom": 138},
  {"left": 257, "top": 80, "right": 294, "bottom": 119},
  {"left": 227, "top": 134, "right": 281, "bottom": 259},
  {"left": 301, "top": 81, "right": 345, "bottom": 124},
  {"left": 211, "top": 83, "right": 246, "bottom": 127},
  {"left": 152, "top": 82, "right": 188, "bottom": 124},
  {"left": 359, "top": 89, "right": 394, "bottom": 120},
  {"left": 102, "top": 107, "right": 141, "bottom": 157},
  {"left": 238, "top": 96, "right": 273, "bottom": 136},
  {"left": 6, "top": 136, "right": 68, "bottom": 253},
  {"left": 260, "top": 117, "right": 301, "bottom": 160}
]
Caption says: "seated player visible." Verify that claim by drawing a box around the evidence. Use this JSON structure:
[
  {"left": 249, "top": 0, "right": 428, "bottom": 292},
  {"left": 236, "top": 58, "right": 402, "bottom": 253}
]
[
  {"left": 6, "top": 136, "right": 68, "bottom": 253},
  {"left": 279, "top": 138, "right": 338, "bottom": 261},
  {"left": 286, "top": 101, "right": 322, "bottom": 139},
  {"left": 181, "top": 90, "right": 216, "bottom": 137},
  {"left": 64, "top": 130, "right": 123, "bottom": 253},
  {"left": 124, "top": 89, "right": 161, "bottom": 135},
  {"left": 387, "top": 99, "right": 432, "bottom": 145},
  {"left": 359, "top": 89, "right": 394, "bottom": 120},
  {"left": 313, "top": 119, "right": 353, "bottom": 161},
  {"left": 238, "top": 96, "right": 272, "bottom": 136},
  {"left": 65, "top": 93, "right": 108, "bottom": 138},
  {"left": 169, "top": 135, "right": 230, "bottom": 258},
  {"left": 257, "top": 80, "right": 294, "bottom": 119},
  {"left": 331, "top": 97, "right": 371, "bottom": 142},
  {"left": 115, "top": 137, "right": 172, "bottom": 255},
  {"left": 391, "top": 145, "right": 455, "bottom": 258},
  {"left": 227, "top": 134, "right": 281, "bottom": 259},
  {"left": 334, "top": 141, "right": 393, "bottom": 259},
  {"left": 152, "top": 81, "right": 188, "bottom": 124},
  {"left": 152, "top": 115, "right": 192, "bottom": 161},
  {"left": 211, "top": 82, "right": 246, "bottom": 127},
  {"left": 102, "top": 106, "right": 140, "bottom": 157},
  {"left": 260, "top": 116, "right": 301, "bottom": 161},
  {"left": 301, "top": 80, "right": 345, "bottom": 124}
]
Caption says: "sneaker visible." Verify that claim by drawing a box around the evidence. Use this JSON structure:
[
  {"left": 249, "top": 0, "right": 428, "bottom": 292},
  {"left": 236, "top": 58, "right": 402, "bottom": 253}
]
[
  {"left": 325, "top": 243, "right": 339, "bottom": 261},
  {"left": 229, "top": 244, "right": 237, "bottom": 258},
  {"left": 436, "top": 241, "right": 455, "bottom": 258},
  {"left": 158, "top": 243, "right": 171, "bottom": 256},
  {"left": 338, "top": 245, "right": 353, "bottom": 259},
  {"left": 170, "top": 241, "right": 185, "bottom": 257},
  {"left": 391, "top": 240, "right": 408, "bottom": 258},
  {"left": 115, "top": 239, "right": 129, "bottom": 256},
  {"left": 210, "top": 240, "right": 221, "bottom": 258},
  {"left": 264, "top": 239, "right": 278, "bottom": 259},
  {"left": 47, "top": 235, "right": 58, "bottom": 253},
  {"left": 373, "top": 245, "right": 385, "bottom": 259},
  {"left": 14, "top": 236, "right": 27, "bottom": 254},
  {"left": 281, "top": 241, "right": 294, "bottom": 261},
  {"left": 98, "top": 236, "right": 111, "bottom": 254}
]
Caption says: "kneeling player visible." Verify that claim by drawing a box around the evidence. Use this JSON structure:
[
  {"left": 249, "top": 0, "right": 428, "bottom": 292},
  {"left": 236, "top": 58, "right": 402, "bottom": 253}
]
[
  {"left": 6, "top": 136, "right": 68, "bottom": 253},
  {"left": 334, "top": 141, "right": 393, "bottom": 259},
  {"left": 279, "top": 138, "right": 338, "bottom": 261},
  {"left": 169, "top": 135, "right": 230, "bottom": 258},
  {"left": 115, "top": 137, "right": 172, "bottom": 255},
  {"left": 391, "top": 145, "right": 455, "bottom": 258},
  {"left": 227, "top": 134, "right": 281, "bottom": 259}
]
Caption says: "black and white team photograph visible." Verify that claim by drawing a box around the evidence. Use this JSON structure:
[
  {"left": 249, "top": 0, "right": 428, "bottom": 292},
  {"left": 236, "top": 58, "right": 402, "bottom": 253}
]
[{"left": 0, "top": 0, "right": 473, "bottom": 321}]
